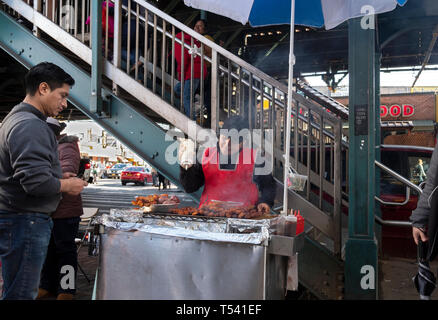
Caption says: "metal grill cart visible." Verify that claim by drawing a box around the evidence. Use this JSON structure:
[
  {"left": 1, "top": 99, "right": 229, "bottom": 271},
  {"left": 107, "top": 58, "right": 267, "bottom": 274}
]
[{"left": 92, "top": 209, "right": 303, "bottom": 300}]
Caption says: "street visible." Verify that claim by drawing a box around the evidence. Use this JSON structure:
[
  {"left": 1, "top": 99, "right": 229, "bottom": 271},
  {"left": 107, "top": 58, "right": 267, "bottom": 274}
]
[{"left": 82, "top": 178, "right": 197, "bottom": 214}]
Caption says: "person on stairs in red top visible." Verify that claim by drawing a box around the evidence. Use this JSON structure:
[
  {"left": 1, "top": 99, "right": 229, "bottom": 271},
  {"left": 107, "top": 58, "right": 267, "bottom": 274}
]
[
  {"left": 179, "top": 116, "right": 276, "bottom": 212},
  {"left": 174, "top": 19, "right": 209, "bottom": 120}
]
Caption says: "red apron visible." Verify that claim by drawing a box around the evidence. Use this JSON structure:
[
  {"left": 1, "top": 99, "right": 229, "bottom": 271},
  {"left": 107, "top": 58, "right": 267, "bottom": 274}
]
[{"left": 199, "top": 147, "right": 259, "bottom": 207}]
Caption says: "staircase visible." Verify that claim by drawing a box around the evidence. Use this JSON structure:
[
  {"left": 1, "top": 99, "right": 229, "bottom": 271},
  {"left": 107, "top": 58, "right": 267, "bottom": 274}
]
[{"left": 0, "top": 0, "right": 347, "bottom": 299}]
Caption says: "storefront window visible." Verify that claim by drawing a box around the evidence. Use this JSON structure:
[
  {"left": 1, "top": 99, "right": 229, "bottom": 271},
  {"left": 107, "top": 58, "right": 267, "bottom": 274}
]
[{"left": 381, "top": 151, "right": 404, "bottom": 195}]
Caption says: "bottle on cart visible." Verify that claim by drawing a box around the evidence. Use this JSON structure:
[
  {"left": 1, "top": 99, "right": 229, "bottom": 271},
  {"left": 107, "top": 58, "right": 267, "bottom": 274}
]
[{"left": 295, "top": 210, "right": 304, "bottom": 235}]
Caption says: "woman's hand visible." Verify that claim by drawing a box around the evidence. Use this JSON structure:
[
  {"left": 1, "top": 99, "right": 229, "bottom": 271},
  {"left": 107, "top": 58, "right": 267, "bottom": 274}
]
[{"left": 257, "top": 203, "right": 270, "bottom": 214}]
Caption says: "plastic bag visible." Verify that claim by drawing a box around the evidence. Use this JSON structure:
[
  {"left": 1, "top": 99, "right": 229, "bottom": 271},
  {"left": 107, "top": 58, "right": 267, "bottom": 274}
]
[{"left": 287, "top": 167, "right": 308, "bottom": 192}]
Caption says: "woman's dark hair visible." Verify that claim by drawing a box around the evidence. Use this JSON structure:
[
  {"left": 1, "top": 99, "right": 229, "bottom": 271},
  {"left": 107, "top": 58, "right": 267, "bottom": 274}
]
[
  {"left": 24, "top": 62, "right": 75, "bottom": 96},
  {"left": 195, "top": 19, "right": 207, "bottom": 30},
  {"left": 220, "top": 115, "right": 250, "bottom": 145},
  {"left": 221, "top": 115, "right": 249, "bottom": 131}
]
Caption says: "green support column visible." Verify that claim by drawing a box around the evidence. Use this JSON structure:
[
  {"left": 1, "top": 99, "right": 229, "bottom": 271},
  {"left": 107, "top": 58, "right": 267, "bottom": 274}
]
[
  {"left": 91, "top": 0, "right": 103, "bottom": 114},
  {"left": 375, "top": 51, "right": 382, "bottom": 256},
  {"left": 345, "top": 17, "right": 378, "bottom": 300}
]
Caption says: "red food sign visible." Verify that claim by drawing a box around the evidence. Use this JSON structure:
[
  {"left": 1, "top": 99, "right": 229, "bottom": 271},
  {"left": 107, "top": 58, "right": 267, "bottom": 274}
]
[{"left": 380, "top": 104, "right": 414, "bottom": 118}]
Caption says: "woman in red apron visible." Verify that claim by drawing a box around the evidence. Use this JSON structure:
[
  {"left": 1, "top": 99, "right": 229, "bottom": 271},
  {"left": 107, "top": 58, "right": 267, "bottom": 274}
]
[{"left": 179, "top": 116, "right": 276, "bottom": 212}]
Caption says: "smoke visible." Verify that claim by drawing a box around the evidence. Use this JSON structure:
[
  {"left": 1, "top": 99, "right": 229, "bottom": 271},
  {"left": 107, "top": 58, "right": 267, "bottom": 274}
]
[{"left": 164, "top": 127, "right": 274, "bottom": 175}]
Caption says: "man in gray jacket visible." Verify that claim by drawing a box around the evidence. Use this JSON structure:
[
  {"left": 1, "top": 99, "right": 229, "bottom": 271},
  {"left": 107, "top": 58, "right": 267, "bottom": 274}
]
[
  {"left": 0, "top": 62, "right": 87, "bottom": 300},
  {"left": 410, "top": 147, "right": 438, "bottom": 245}
]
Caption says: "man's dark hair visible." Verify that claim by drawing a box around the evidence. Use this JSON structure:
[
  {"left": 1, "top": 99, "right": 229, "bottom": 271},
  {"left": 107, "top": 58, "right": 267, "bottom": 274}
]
[{"left": 24, "top": 62, "right": 75, "bottom": 96}]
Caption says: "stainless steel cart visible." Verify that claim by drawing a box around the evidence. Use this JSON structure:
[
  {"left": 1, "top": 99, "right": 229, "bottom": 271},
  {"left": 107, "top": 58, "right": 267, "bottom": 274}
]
[{"left": 93, "top": 210, "right": 302, "bottom": 300}]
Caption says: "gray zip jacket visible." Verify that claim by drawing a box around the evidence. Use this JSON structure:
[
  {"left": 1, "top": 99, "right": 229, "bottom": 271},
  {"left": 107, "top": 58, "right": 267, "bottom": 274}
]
[
  {"left": 410, "top": 141, "right": 438, "bottom": 228},
  {"left": 0, "top": 102, "right": 62, "bottom": 214}
]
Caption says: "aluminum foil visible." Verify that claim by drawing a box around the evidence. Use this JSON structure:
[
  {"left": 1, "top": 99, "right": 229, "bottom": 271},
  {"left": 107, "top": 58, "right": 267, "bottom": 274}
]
[
  {"left": 94, "top": 208, "right": 279, "bottom": 245},
  {"left": 107, "top": 208, "right": 144, "bottom": 223}
]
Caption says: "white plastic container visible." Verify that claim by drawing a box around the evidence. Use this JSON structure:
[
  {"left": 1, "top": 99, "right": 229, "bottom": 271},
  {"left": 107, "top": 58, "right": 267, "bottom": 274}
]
[{"left": 178, "top": 138, "right": 196, "bottom": 170}]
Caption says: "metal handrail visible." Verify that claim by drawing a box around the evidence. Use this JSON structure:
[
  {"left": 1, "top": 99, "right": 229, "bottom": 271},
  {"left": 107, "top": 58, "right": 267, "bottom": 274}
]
[
  {"left": 375, "top": 160, "right": 422, "bottom": 194},
  {"left": 375, "top": 160, "right": 422, "bottom": 227},
  {"left": 374, "top": 215, "right": 412, "bottom": 227},
  {"left": 131, "top": 0, "right": 289, "bottom": 93},
  {"left": 375, "top": 186, "right": 411, "bottom": 206},
  {"left": 136, "top": 0, "right": 344, "bottom": 131}
]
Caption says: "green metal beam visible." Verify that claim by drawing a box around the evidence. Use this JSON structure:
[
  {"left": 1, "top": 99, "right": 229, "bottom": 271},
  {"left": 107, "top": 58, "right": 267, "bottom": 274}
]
[
  {"left": 375, "top": 50, "right": 382, "bottom": 258},
  {"left": 90, "top": 0, "right": 103, "bottom": 115},
  {"left": 344, "top": 17, "right": 378, "bottom": 300}
]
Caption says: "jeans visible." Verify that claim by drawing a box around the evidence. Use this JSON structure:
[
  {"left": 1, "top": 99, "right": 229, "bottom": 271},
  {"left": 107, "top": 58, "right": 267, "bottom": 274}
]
[
  {"left": 0, "top": 212, "right": 53, "bottom": 300},
  {"left": 174, "top": 79, "right": 200, "bottom": 119},
  {"left": 40, "top": 217, "right": 81, "bottom": 295}
]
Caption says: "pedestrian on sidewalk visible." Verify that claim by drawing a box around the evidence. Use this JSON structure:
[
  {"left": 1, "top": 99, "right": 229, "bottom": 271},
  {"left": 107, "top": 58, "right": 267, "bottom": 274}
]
[
  {"left": 157, "top": 172, "right": 167, "bottom": 190},
  {"left": 38, "top": 119, "right": 84, "bottom": 300},
  {"left": 0, "top": 62, "right": 87, "bottom": 300}
]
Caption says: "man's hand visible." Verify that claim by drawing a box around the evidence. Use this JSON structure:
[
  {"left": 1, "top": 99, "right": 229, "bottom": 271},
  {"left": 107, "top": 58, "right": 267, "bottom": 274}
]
[
  {"left": 60, "top": 177, "right": 88, "bottom": 195},
  {"left": 62, "top": 172, "right": 77, "bottom": 179},
  {"left": 257, "top": 203, "right": 270, "bottom": 214},
  {"left": 413, "top": 227, "right": 428, "bottom": 245}
]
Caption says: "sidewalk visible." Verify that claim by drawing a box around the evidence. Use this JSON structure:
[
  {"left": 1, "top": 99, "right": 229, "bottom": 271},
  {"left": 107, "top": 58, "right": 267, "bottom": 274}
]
[{"left": 379, "top": 257, "right": 438, "bottom": 300}]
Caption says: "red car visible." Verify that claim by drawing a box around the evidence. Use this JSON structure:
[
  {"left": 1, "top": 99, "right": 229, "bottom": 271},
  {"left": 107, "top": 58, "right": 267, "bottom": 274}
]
[{"left": 121, "top": 166, "right": 153, "bottom": 186}]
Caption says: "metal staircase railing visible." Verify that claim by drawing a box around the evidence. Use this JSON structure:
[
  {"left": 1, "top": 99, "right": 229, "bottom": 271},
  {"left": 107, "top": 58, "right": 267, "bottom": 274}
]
[
  {"left": 295, "top": 79, "right": 349, "bottom": 121},
  {"left": 0, "top": 0, "right": 349, "bottom": 298}
]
